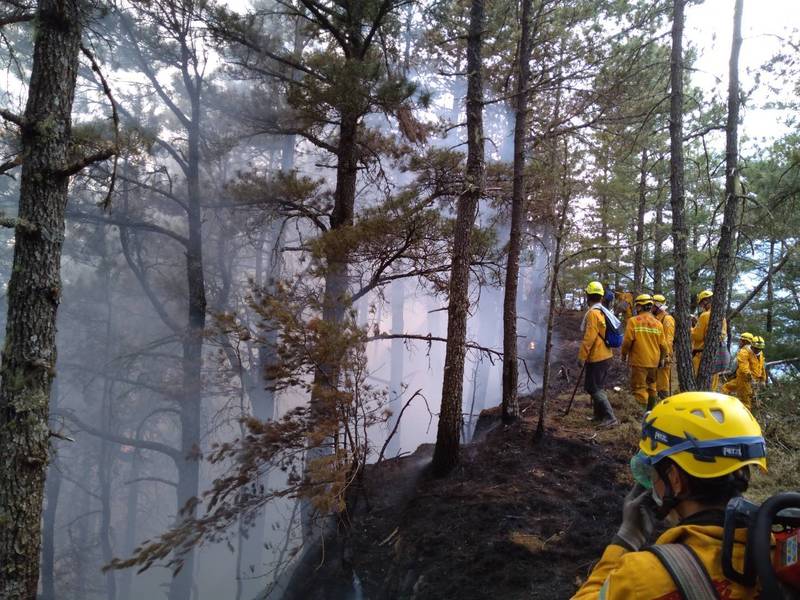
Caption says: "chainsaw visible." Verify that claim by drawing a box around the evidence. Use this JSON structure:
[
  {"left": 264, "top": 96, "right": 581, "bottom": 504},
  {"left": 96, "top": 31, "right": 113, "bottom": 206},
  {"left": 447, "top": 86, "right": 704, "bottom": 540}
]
[{"left": 721, "top": 492, "right": 800, "bottom": 598}]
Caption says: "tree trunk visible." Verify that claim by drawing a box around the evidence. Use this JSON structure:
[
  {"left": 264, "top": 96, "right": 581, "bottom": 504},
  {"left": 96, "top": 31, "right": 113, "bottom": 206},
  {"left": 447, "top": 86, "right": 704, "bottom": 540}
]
[
  {"left": 170, "top": 92, "right": 207, "bottom": 600},
  {"left": 0, "top": 2, "right": 83, "bottom": 597},
  {"left": 697, "top": 0, "right": 743, "bottom": 389},
  {"left": 633, "top": 148, "right": 648, "bottom": 292},
  {"left": 388, "top": 279, "right": 405, "bottom": 456},
  {"left": 40, "top": 450, "right": 62, "bottom": 600},
  {"left": 119, "top": 450, "right": 141, "bottom": 600},
  {"left": 501, "top": 0, "right": 533, "bottom": 423},
  {"left": 536, "top": 151, "right": 570, "bottom": 439},
  {"left": 653, "top": 196, "right": 664, "bottom": 291},
  {"left": 668, "top": 0, "right": 694, "bottom": 392},
  {"left": 302, "top": 107, "right": 359, "bottom": 538},
  {"left": 432, "top": 0, "right": 485, "bottom": 476},
  {"left": 599, "top": 162, "right": 610, "bottom": 284},
  {"left": 767, "top": 238, "right": 775, "bottom": 332},
  {"left": 99, "top": 394, "right": 118, "bottom": 600}
]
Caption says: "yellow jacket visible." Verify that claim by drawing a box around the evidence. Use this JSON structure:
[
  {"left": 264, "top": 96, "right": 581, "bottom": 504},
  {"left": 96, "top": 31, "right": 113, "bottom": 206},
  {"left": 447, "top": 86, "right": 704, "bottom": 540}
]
[
  {"left": 655, "top": 312, "right": 675, "bottom": 355},
  {"left": 579, "top": 307, "right": 613, "bottom": 364},
  {"left": 734, "top": 346, "right": 759, "bottom": 380},
  {"left": 615, "top": 291, "right": 634, "bottom": 320},
  {"left": 692, "top": 309, "right": 727, "bottom": 352},
  {"left": 572, "top": 524, "right": 757, "bottom": 600},
  {"left": 753, "top": 352, "right": 766, "bottom": 383},
  {"left": 621, "top": 313, "right": 667, "bottom": 368}
]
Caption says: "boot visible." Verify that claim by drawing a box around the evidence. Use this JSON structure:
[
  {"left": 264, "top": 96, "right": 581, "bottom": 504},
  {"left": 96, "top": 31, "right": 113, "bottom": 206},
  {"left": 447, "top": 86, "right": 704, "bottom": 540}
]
[
  {"left": 595, "top": 391, "right": 618, "bottom": 427},
  {"left": 587, "top": 393, "right": 603, "bottom": 421},
  {"left": 646, "top": 394, "right": 658, "bottom": 412}
]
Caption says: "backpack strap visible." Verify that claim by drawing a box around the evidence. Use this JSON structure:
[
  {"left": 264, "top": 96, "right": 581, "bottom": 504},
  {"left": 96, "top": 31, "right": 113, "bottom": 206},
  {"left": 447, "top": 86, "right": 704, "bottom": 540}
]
[{"left": 647, "top": 544, "right": 720, "bottom": 600}]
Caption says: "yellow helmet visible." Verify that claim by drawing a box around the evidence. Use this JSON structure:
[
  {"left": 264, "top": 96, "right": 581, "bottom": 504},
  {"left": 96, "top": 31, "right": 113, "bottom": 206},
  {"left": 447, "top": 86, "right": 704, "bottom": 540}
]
[
  {"left": 585, "top": 281, "right": 604, "bottom": 296},
  {"left": 635, "top": 294, "right": 653, "bottom": 305},
  {"left": 697, "top": 290, "right": 714, "bottom": 303},
  {"left": 652, "top": 294, "right": 666, "bottom": 306},
  {"left": 639, "top": 392, "right": 767, "bottom": 478},
  {"left": 753, "top": 336, "right": 765, "bottom": 349},
  {"left": 739, "top": 332, "right": 754, "bottom": 343}
]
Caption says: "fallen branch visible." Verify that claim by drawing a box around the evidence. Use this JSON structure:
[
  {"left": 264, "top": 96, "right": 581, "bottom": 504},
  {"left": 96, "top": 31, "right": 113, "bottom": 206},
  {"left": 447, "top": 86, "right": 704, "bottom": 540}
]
[
  {"left": 765, "top": 357, "right": 800, "bottom": 367},
  {"left": 377, "top": 389, "right": 423, "bottom": 463}
]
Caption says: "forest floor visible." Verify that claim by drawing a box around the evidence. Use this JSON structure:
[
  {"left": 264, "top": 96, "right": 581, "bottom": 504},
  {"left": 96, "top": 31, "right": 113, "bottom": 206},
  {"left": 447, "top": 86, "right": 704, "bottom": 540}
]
[{"left": 291, "top": 309, "right": 800, "bottom": 600}]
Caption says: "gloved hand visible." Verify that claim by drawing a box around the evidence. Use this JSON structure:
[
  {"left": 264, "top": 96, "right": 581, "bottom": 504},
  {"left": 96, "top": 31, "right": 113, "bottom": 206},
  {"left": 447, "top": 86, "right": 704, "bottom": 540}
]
[{"left": 614, "top": 484, "right": 656, "bottom": 551}]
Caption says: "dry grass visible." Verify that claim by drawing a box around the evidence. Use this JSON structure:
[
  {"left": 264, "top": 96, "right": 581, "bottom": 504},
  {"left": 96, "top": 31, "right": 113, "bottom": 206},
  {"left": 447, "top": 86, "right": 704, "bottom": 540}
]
[
  {"left": 554, "top": 382, "right": 800, "bottom": 504},
  {"left": 747, "top": 382, "right": 800, "bottom": 502}
]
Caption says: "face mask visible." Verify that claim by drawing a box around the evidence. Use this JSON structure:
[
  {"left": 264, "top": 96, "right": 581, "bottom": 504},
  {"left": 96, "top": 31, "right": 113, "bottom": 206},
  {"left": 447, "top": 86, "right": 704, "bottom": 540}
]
[{"left": 630, "top": 451, "right": 654, "bottom": 490}]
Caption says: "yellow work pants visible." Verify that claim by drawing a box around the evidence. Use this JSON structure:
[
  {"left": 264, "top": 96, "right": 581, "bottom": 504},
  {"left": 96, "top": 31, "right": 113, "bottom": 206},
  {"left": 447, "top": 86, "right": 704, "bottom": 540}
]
[
  {"left": 631, "top": 366, "right": 657, "bottom": 406},
  {"left": 693, "top": 353, "right": 721, "bottom": 392},
  {"left": 657, "top": 360, "right": 674, "bottom": 396},
  {"left": 722, "top": 375, "right": 753, "bottom": 409}
]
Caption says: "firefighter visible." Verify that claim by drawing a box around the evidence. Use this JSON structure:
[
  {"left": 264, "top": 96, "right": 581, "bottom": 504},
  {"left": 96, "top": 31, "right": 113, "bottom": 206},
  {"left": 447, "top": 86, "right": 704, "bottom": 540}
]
[
  {"left": 721, "top": 332, "right": 757, "bottom": 409},
  {"left": 621, "top": 294, "right": 668, "bottom": 411},
  {"left": 578, "top": 281, "right": 619, "bottom": 427},
  {"left": 691, "top": 290, "right": 729, "bottom": 391},
  {"left": 572, "top": 392, "right": 767, "bottom": 600},
  {"left": 614, "top": 290, "right": 634, "bottom": 321},
  {"left": 651, "top": 294, "right": 675, "bottom": 399},
  {"left": 752, "top": 336, "right": 767, "bottom": 400}
]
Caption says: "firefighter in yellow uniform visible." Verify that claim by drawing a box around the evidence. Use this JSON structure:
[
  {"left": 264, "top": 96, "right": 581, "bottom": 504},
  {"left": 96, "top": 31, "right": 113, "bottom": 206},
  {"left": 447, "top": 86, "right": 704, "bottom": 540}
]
[
  {"left": 651, "top": 294, "right": 675, "bottom": 399},
  {"left": 578, "top": 281, "right": 618, "bottom": 427},
  {"left": 721, "top": 332, "right": 757, "bottom": 409},
  {"left": 572, "top": 393, "right": 767, "bottom": 600},
  {"left": 621, "top": 294, "right": 668, "bottom": 411},
  {"left": 751, "top": 336, "right": 767, "bottom": 404},
  {"left": 614, "top": 290, "right": 634, "bottom": 321},
  {"left": 752, "top": 337, "right": 766, "bottom": 383},
  {"left": 691, "top": 290, "right": 728, "bottom": 391}
]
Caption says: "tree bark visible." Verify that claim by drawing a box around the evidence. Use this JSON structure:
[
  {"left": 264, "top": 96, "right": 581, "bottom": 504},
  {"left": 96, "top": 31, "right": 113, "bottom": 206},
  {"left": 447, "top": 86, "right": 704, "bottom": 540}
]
[
  {"left": 653, "top": 195, "right": 664, "bottom": 291},
  {"left": 388, "top": 279, "right": 405, "bottom": 456},
  {"left": 537, "top": 141, "right": 570, "bottom": 439},
  {"left": 0, "top": 2, "right": 83, "bottom": 597},
  {"left": 697, "top": 0, "right": 743, "bottom": 389},
  {"left": 501, "top": 0, "right": 533, "bottom": 423},
  {"left": 767, "top": 238, "right": 775, "bottom": 332},
  {"left": 118, "top": 450, "right": 141, "bottom": 600},
  {"left": 170, "top": 83, "right": 207, "bottom": 600},
  {"left": 40, "top": 447, "right": 61, "bottom": 600},
  {"left": 633, "top": 148, "right": 648, "bottom": 292},
  {"left": 433, "top": 0, "right": 485, "bottom": 476},
  {"left": 668, "top": 0, "right": 695, "bottom": 391}
]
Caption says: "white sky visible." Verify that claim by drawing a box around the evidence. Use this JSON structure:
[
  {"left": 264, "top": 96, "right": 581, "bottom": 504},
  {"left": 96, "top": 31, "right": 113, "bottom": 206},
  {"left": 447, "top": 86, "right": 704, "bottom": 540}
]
[{"left": 686, "top": 0, "right": 800, "bottom": 146}]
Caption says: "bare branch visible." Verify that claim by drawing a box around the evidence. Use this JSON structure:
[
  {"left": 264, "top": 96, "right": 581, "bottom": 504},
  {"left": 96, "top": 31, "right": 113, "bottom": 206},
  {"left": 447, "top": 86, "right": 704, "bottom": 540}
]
[
  {"left": 124, "top": 476, "right": 178, "bottom": 488},
  {"left": 54, "top": 409, "right": 182, "bottom": 463},
  {"left": 60, "top": 147, "right": 116, "bottom": 177},
  {"left": 0, "top": 107, "right": 24, "bottom": 127},
  {"left": 81, "top": 43, "right": 120, "bottom": 209},
  {"left": 0, "top": 211, "right": 37, "bottom": 233}
]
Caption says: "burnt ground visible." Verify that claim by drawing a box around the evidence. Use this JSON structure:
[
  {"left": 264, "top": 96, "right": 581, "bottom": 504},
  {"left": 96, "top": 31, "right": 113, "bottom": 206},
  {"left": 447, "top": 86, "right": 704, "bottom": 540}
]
[{"left": 287, "top": 309, "right": 648, "bottom": 600}]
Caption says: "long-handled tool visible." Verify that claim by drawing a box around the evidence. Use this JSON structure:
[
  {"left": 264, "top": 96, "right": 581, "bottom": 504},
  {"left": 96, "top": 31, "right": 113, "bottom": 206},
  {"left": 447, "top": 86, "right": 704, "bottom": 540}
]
[{"left": 563, "top": 362, "right": 586, "bottom": 416}]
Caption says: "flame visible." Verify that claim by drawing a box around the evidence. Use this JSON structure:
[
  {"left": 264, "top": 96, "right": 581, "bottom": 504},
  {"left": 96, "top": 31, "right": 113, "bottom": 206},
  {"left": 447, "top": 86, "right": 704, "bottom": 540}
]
[{"left": 529, "top": 341, "right": 536, "bottom": 351}]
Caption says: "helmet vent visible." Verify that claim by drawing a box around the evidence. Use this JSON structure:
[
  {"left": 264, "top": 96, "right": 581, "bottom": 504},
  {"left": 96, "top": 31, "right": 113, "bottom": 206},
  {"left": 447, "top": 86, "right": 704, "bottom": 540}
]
[
  {"left": 691, "top": 409, "right": 705, "bottom": 418},
  {"left": 710, "top": 409, "right": 725, "bottom": 423}
]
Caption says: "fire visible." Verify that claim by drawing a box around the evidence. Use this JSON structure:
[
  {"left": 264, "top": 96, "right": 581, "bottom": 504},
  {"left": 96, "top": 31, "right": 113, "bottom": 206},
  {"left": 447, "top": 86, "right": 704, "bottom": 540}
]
[{"left": 529, "top": 341, "right": 536, "bottom": 351}]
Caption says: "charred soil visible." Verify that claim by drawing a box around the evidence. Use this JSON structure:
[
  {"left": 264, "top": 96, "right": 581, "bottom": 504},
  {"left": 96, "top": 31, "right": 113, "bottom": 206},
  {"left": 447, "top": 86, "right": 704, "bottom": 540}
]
[{"left": 291, "top": 309, "right": 646, "bottom": 599}]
